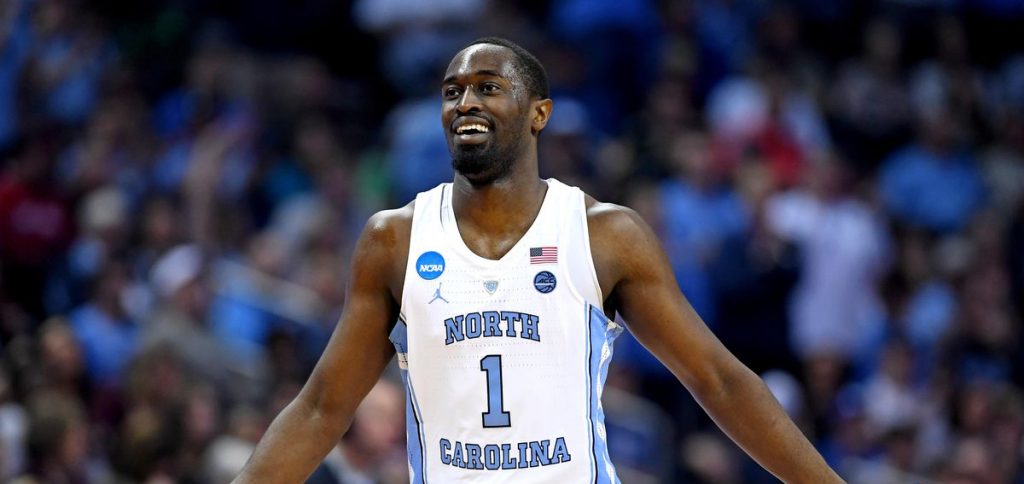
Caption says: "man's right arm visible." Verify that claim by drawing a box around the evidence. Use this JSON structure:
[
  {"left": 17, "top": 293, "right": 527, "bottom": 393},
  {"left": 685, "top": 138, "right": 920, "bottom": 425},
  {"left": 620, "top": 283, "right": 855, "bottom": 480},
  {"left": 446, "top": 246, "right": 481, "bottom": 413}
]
[{"left": 233, "top": 207, "right": 411, "bottom": 483}]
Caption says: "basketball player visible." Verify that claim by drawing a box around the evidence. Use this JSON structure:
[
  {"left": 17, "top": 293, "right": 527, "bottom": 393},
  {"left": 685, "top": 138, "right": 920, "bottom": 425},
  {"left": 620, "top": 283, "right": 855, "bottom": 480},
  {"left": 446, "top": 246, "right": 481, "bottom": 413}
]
[{"left": 234, "top": 38, "right": 842, "bottom": 483}]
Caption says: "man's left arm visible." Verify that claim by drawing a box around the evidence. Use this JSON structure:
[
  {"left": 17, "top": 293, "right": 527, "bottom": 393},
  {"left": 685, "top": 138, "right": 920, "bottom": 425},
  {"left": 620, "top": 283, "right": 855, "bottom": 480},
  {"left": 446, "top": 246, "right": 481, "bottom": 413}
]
[{"left": 588, "top": 202, "right": 843, "bottom": 484}]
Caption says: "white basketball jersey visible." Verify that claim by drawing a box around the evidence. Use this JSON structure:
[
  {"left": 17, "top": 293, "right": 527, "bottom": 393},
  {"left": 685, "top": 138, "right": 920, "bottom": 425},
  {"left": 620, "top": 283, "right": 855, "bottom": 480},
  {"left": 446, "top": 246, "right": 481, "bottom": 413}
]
[{"left": 390, "top": 179, "right": 623, "bottom": 483}]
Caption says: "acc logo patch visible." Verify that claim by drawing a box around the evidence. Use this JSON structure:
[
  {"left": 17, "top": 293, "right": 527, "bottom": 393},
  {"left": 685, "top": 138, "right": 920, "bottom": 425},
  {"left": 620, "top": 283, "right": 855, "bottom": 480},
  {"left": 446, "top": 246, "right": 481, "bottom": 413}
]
[
  {"left": 533, "top": 271, "right": 556, "bottom": 294},
  {"left": 483, "top": 280, "right": 499, "bottom": 294},
  {"left": 416, "top": 251, "right": 445, "bottom": 280}
]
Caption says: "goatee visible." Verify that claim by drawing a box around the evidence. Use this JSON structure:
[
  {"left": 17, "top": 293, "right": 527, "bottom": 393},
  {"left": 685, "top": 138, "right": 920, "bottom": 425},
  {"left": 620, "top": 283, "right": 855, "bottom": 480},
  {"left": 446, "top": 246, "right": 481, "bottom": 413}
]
[{"left": 451, "top": 141, "right": 519, "bottom": 184}]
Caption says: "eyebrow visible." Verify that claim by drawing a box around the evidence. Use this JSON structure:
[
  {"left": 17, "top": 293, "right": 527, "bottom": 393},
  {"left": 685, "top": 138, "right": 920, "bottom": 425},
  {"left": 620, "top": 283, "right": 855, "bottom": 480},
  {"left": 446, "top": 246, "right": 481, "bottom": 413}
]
[{"left": 442, "top": 69, "right": 505, "bottom": 85}]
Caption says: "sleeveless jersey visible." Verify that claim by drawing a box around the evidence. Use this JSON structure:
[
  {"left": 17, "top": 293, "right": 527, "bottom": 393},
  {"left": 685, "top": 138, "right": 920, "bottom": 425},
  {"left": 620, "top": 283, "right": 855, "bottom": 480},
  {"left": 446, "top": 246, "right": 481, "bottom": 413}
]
[{"left": 390, "top": 178, "right": 623, "bottom": 483}]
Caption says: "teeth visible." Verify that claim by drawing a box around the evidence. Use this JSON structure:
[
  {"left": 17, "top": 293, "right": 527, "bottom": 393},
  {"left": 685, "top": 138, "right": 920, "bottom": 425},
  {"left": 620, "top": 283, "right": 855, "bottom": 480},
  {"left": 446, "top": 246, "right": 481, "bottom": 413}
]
[{"left": 456, "top": 124, "right": 490, "bottom": 134}]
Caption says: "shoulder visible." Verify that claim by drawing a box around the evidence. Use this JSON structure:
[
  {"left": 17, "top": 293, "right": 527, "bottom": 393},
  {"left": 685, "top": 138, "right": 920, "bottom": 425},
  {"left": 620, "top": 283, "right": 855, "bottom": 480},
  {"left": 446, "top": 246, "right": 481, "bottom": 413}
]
[
  {"left": 353, "top": 202, "right": 415, "bottom": 295},
  {"left": 361, "top": 201, "right": 415, "bottom": 249},
  {"left": 584, "top": 194, "right": 650, "bottom": 241},
  {"left": 584, "top": 194, "right": 666, "bottom": 300}
]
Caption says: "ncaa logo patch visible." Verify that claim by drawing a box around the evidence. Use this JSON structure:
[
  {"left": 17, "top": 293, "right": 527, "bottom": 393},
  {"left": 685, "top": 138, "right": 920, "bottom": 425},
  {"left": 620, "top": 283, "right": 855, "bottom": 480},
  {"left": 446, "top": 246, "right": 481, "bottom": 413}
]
[
  {"left": 533, "top": 271, "right": 556, "bottom": 294},
  {"left": 416, "top": 251, "right": 445, "bottom": 280}
]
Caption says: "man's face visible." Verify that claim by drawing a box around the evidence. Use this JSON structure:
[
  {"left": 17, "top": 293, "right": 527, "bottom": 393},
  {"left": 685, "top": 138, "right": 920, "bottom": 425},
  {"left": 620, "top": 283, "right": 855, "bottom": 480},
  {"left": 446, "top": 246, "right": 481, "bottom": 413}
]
[{"left": 441, "top": 44, "right": 532, "bottom": 184}]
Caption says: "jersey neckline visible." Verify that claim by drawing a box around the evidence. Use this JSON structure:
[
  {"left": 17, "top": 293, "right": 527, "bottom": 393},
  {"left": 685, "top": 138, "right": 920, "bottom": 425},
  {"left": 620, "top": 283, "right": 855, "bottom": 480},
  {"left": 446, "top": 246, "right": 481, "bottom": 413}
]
[{"left": 442, "top": 178, "right": 556, "bottom": 266}]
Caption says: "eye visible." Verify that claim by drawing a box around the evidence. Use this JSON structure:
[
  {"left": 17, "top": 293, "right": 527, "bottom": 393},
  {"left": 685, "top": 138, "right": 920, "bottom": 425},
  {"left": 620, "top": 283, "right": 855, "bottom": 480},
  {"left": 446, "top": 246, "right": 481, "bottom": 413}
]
[
  {"left": 443, "top": 86, "right": 461, "bottom": 99},
  {"left": 481, "top": 83, "right": 500, "bottom": 93}
]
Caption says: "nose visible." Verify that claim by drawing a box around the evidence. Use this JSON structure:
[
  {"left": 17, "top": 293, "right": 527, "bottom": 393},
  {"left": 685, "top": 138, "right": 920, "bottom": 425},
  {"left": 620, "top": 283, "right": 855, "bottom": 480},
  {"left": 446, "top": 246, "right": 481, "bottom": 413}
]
[{"left": 456, "top": 86, "right": 482, "bottom": 113}]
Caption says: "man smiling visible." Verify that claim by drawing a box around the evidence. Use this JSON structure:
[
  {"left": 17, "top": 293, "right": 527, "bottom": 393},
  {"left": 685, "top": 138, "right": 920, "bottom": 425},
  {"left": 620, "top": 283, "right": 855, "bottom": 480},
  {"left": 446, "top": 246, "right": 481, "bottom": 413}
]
[{"left": 234, "top": 37, "right": 842, "bottom": 483}]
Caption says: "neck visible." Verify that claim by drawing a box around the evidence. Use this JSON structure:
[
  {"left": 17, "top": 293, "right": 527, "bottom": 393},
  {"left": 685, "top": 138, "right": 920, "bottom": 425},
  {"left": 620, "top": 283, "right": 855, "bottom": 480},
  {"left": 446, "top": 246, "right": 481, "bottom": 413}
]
[{"left": 451, "top": 154, "right": 546, "bottom": 237}]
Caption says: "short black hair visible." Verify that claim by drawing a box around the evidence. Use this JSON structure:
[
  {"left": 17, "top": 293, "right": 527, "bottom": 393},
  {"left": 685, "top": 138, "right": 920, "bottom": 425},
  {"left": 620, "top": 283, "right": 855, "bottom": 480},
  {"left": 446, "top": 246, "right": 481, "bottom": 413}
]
[{"left": 465, "top": 37, "right": 549, "bottom": 100}]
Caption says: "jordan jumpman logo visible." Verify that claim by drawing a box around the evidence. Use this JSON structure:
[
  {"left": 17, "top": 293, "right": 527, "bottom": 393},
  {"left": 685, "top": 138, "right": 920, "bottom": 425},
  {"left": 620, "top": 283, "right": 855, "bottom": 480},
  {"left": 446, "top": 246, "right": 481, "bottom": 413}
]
[{"left": 429, "top": 283, "right": 449, "bottom": 304}]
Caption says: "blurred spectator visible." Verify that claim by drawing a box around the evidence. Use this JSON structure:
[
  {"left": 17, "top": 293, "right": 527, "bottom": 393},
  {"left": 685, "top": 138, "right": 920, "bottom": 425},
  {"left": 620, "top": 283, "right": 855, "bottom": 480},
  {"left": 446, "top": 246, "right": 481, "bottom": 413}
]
[
  {"left": 908, "top": 16, "right": 987, "bottom": 141},
  {"left": 0, "top": 365, "right": 28, "bottom": 480},
  {"left": 353, "top": 0, "right": 482, "bottom": 91},
  {"left": 890, "top": 230, "right": 958, "bottom": 365},
  {"left": 202, "top": 405, "right": 263, "bottom": 484},
  {"left": 111, "top": 402, "right": 179, "bottom": 482},
  {"left": 67, "top": 259, "right": 139, "bottom": 389},
  {"left": 21, "top": 391, "right": 109, "bottom": 482},
  {"left": 24, "top": 1, "right": 116, "bottom": 127},
  {"left": 48, "top": 185, "right": 130, "bottom": 313},
  {"left": 943, "top": 263, "right": 1020, "bottom": 387},
  {"left": 1010, "top": 207, "right": 1024, "bottom": 330},
  {"left": 692, "top": 0, "right": 765, "bottom": 97},
  {"left": 538, "top": 97, "right": 595, "bottom": 191},
  {"left": 34, "top": 319, "right": 86, "bottom": 399},
  {"left": 630, "top": 75, "right": 698, "bottom": 176},
  {"left": 383, "top": 96, "right": 453, "bottom": 204},
  {"left": 989, "top": 388, "right": 1024, "bottom": 479},
  {"left": 0, "top": 0, "right": 31, "bottom": 152},
  {"left": 979, "top": 96, "right": 1024, "bottom": 219},
  {"left": 705, "top": 63, "right": 831, "bottom": 187},
  {"left": 862, "top": 340, "right": 923, "bottom": 438},
  {"left": 828, "top": 16, "right": 912, "bottom": 172},
  {"left": 129, "top": 196, "right": 183, "bottom": 296},
  {"left": 151, "top": 33, "right": 233, "bottom": 143},
  {"left": 602, "top": 367, "right": 675, "bottom": 484},
  {"left": 819, "top": 384, "right": 872, "bottom": 470},
  {"left": 711, "top": 162, "right": 800, "bottom": 373},
  {"left": 681, "top": 432, "right": 741, "bottom": 483},
  {"left": 878, "top": 106, "right": 986, "bottom": 233},
  {"left": 803, "top": 352, "right": 849, "bottom": 443},
  {"left": 142, "top": 244, "right": 266, "bottom": 403},
  {"left": 209, "top": 232, "right": 288, "bottom": 358},
  {"left": 548, "top": 0, "right": 661, "bottom": 134},
  {"left": 56, "top": 93, "right": 152, "bottom": 205},
  {"left": 843, "top": 426, "right": 922, "bottom": 484},
  {"left": 659, "top": 130, "right": 749, "bottom": 325},
  {"left": 0, "top": 135, "right": 73, "bottom": 320},
  {"left": 766, "top": 154, "right": 889, "bottom": 360},
  {"left": 937, "top": 437, "right": 1004, "bottom": 483}
]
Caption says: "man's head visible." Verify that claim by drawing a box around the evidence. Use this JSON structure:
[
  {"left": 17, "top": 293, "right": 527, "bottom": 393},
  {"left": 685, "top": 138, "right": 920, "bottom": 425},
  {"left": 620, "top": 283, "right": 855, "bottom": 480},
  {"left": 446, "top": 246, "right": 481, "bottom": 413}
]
[{"left": 441, "top": 37, "right": 552, "bottom": 184}]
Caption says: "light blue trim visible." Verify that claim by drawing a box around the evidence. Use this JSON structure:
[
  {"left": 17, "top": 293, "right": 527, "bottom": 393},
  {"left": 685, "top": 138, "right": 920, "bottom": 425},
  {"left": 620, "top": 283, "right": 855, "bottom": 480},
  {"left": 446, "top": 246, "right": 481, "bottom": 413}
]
[
  {"left": 390, "top": 319, "right": 408, "bottom": 355},
  {"left": 391, "top": 320, "right": 427, "bottom": 483},
  {"left": 589, "top": 305, "right": 623, "bottom": 484},
  {"left": 583, "top": 302, "right": 596, "bottom": 484}
]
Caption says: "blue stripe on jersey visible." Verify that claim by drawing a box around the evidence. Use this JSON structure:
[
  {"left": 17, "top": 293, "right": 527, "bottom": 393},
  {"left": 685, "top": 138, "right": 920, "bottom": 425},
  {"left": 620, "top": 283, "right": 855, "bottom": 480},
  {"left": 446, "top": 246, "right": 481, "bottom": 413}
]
[
  {"left": 406, "top": 373, "right": 428, "bottom": 483},
  {"left": 390, "top": 319, "right": 409, "bottom": 355},
  {"left": 584, "top": 303, "right": 595, "bottom": 483},
  {"left": 588, "top": 305, "right": 624, "bottom": 484},
  {"left": 439, "top": 184, "right": 447, "bottom": 227},
  {"left": 390, "top": 320, "right": 427, "bottom": 483}
]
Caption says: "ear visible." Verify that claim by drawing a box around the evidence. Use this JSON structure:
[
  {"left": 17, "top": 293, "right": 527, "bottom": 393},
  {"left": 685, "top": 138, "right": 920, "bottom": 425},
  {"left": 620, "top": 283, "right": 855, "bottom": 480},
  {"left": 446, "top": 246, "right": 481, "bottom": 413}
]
[{"left": 530, "top": 98, "right": 553, "bottom": 135}]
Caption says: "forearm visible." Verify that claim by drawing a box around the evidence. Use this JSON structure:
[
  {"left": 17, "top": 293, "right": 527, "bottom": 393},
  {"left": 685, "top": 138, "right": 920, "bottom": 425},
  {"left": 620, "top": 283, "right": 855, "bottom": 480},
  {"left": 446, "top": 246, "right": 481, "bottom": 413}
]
[
  {"left": 233, "top": 395, "right": 347, "bottom": 483},
  {"left": 692, "top": 363, "right": 843, "bottom": 484}
]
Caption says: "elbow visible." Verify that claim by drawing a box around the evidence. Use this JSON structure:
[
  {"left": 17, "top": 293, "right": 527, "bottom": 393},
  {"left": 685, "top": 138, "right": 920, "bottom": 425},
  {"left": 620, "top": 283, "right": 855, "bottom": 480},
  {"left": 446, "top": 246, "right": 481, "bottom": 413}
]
[
  {"left": 300, "top": 379, "right": 351, "bottom": 437},
  {"left": 685, "top": 357, "right": 756, "bottom": 404}
]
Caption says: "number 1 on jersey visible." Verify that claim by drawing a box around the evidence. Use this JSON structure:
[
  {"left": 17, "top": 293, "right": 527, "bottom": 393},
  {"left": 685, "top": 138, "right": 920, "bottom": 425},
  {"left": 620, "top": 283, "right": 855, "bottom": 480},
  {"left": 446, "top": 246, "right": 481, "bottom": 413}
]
[{"left": 480, "top": 355, "right": 511, "bottom": 427}]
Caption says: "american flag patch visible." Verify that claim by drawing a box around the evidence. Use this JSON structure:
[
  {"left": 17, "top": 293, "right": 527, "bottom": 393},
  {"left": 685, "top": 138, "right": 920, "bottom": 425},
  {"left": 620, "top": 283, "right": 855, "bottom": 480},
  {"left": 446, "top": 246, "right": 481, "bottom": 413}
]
[{"left": 530, "top": 247, "right": 558, "bottom": 264}]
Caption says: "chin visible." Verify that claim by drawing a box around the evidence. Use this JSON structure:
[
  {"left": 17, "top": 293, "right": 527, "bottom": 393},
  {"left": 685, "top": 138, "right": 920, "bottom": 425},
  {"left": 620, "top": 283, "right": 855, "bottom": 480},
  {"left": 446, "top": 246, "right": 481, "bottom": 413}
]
[{"left": 452, "top": 151, "right": 512, "bottom": 185}]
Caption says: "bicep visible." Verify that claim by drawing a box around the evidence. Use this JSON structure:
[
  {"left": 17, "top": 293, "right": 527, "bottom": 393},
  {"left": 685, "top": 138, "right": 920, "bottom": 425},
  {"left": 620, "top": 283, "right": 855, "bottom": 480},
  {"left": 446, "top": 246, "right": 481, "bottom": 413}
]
[
  {"left": 603, "top": 210, "right": 738, "bottom": 392},
  {"left": 300, "top": 216, "right": 401, "bottom": 420}
]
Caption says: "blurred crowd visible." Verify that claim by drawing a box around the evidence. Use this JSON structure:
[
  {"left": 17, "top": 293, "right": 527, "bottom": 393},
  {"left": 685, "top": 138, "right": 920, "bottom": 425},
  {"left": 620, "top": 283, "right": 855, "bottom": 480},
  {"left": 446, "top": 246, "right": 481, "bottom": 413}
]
[{"left": 0, "top": 0, "right": 1023, "bottom": 482}]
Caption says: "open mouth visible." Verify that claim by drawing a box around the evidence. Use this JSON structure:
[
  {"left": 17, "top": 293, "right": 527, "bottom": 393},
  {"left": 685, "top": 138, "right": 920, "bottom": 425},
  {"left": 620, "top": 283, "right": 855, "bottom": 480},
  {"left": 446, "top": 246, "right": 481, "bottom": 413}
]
[
  {"left": 452, "top": 121, "right": 492, "bottom": 144},
  {"left": 455, "top": 124, "right": 490, "bottom": 135}
]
